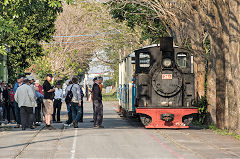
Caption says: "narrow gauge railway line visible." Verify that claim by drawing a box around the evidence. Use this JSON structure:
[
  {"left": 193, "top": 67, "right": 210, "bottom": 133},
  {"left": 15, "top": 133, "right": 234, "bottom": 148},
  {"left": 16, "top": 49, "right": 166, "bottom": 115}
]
[
  {"left": 13, "top": 125, "right": 65, "bottom": 159},
  {"left": 121, "top": 114, "right": 204, "bottom": 158},
  {"left": 14, "top": 126, "right": 45, "bottom": 159},
  {"left": 176, "top": 129, "right": 240, "bottom": 158},
  {"left": 50, "top": 125, "right": 66, "bottom": 158},
  {"left": 156, "top": 129, "right": 240, "bottom": 159},
  {"left": 156, "top": 129, "right": 207, "bottom": 159},
  {"left": 121, "top": 114, "right": 240, "bottom": 159}
]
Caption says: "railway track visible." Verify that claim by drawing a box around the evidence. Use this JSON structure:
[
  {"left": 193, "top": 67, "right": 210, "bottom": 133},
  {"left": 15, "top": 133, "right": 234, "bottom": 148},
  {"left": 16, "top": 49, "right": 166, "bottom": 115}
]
[
  {"left": 155, "top": 128, "right": 240, "bottom": 159},
  {"left": 13, "top": 124, "right": 65, "bottom": 159},
  {"left": 177, "top": 129, "right": 240, "bottom": 158},
  {"left": 124, "top": 114, "right": 240, "bottom": 159},
  {"left": 155, "top": 129, "right": 206, "bottom": 159}
]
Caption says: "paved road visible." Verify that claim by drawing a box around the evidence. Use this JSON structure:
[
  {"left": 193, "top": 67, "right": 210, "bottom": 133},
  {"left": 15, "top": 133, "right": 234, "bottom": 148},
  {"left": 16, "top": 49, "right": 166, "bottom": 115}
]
[{"left": 0, "top": 100, "right": 240, "bottom": 159}]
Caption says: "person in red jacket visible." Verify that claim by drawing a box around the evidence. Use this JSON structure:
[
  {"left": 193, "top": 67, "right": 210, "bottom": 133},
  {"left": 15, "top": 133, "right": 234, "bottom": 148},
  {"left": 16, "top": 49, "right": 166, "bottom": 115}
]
[{"left": 35, "top": 80, "right": 43, "bottom": 95}]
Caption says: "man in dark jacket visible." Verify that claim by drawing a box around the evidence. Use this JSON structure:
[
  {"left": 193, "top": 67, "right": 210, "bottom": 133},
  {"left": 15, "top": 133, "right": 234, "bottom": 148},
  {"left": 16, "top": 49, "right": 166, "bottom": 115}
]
[{"left": 92, "top": 77, "right": 103, "bottom": 128}]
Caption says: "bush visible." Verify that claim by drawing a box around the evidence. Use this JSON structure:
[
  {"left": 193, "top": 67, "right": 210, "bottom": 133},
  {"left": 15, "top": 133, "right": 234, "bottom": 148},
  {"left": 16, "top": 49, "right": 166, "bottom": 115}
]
[{"left": 103, "top": 78, "right": 115, "bottom": 88}]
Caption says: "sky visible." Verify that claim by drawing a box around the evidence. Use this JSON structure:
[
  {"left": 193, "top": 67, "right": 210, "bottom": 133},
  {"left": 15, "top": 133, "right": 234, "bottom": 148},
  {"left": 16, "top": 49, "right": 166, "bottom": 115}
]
[{"left": 88, "top": 57, "right": 112, "bottom": 74}]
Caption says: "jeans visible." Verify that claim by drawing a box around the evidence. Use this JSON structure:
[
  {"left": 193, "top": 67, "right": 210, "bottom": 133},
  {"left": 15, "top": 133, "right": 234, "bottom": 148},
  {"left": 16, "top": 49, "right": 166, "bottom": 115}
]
[
  {"left": 71, "top": 102, "right": 82, "bottom": 122},
  {"left": 52, "top": 99, "right": 62, "bottom": 121},
  {"left": 66, "top": 103, "right": 72, "bottom": 123},
  {"left": 80, "top": 100, "right": 83, "bottom": 121},
  {"left": 20, "top": 106, "right": 34, "bottom": 128},
  {"left": 14, "top": 102, "right": 21, "bottom": 124}
]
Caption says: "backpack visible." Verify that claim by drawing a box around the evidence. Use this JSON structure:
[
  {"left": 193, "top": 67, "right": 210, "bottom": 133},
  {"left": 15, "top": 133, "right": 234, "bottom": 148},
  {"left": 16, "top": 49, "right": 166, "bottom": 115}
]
[{"left": 65, "top": 84, "right": 74, "bottom": 104}]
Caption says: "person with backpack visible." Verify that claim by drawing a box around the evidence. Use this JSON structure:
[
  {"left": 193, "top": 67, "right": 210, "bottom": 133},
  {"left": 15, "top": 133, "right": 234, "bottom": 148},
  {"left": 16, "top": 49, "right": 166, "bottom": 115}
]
[{"left": 65, "top": 77, "right": 82, "bottom": 128}]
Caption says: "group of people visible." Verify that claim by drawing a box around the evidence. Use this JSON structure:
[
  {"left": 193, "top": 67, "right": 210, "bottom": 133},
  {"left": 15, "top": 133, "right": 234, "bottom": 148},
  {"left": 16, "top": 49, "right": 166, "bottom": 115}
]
[
  {"left": 0, "top": 73, "right": 104, "bottom": 130},
  {"left": 64, "top": 76, "right": 104, "bottom": 128},
  {"left": 0, "top": 76, "right": 44, "bottom": 128}
]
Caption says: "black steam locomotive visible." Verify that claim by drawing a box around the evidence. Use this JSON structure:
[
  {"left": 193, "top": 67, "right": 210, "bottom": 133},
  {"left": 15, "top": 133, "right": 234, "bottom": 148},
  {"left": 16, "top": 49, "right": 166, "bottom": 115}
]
[{"left": 118, "top": 37, "right": 198, "bottom": 128}]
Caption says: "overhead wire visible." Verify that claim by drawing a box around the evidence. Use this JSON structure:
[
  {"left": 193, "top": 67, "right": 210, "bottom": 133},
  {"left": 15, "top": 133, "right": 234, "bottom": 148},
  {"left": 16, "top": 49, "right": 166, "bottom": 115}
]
[
  {"left": 52, "top": 30, "right": 120, "bottom": 38},
  {"left": 40, "top": 30, "right": 120, "bottom": 44}
]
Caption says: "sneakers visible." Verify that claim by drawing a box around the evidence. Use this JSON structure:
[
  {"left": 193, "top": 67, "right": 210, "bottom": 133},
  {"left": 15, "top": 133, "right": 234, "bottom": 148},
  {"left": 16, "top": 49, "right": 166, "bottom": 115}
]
[
  {"left": 64, "top": 123, "right": 71, "bottom": 127},
  {"left": 65, "top": 120, "right": 72, "bottom": 125},
  {"left": 14, "top": 124, "right": 20, "bottom": 128},
  {"left": 30, "top": 125, "right": 36, "bottom": 129},
  {"left": 34, "top": 122, "right": 41, "bottom": 126},
  {"left": 93, "top": 125, "right": 104, "bottom": 128},
  {"left": 73, "top": 121, "right": 78, "bottom": 128}
]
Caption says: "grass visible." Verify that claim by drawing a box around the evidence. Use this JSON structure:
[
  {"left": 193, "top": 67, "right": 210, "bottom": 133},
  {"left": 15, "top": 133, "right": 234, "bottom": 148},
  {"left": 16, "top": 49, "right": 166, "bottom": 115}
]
[
  {"left": 191, "top": 120, "right": 240, "bottom": 140},
  {"left": 102, "top": 91, "right": 118, "bottom": 101},
  {"left": 208, "top": 125, "right": 240, "bottom": 140}
]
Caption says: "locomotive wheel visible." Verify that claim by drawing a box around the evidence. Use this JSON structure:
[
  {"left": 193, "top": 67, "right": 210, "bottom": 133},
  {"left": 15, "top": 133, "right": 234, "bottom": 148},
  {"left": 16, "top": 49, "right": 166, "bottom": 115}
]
[{"left": 140, "top": 114, "right": 152, "bottom": 126}]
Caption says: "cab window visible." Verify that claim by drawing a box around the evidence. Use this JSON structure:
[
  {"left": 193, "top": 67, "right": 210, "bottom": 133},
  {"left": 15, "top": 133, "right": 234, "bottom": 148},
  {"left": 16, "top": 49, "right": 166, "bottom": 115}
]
[
  {"left": 177, "top": 53, "right": 187, "bottom": 68},
  {"left": 139, "top": 53, "right": 150, "bottom": 68}
]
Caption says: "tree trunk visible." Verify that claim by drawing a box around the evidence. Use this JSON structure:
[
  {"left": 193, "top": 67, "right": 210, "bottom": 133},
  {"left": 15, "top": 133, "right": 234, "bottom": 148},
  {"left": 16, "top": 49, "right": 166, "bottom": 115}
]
[
  {"left": 208, "top": 1, "right": 231, "bottom": 129},
  {"left": 206, "top": 48, "right": 216, "bottom": 124},
  {"left": 225, "top": 0, "right": 240, "bottom": 132},
  {"left": 193, "top": 49, "right": 206, "bottom": 99},
  {"left": 190, "top": 11, "right": 206, "bottom": 99}
]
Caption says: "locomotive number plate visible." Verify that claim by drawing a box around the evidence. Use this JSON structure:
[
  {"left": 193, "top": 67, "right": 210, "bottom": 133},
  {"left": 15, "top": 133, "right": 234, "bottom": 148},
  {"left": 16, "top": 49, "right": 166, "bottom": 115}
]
[{"left": 162, "top": 74, "right": 172, "bottom": 79}]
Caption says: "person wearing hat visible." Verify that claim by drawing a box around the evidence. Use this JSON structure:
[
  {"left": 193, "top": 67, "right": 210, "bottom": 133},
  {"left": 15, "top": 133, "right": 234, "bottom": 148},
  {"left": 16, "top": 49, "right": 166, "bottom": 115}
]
[
  {"left": 52, "top": 82, "right": 63, "bottom": 123},
  {"left": 14, "top": 78, "right": 36, "bottom": 130},
  {"left": 42, "top": 74, "right": 55, "bottom": 130},
  {"left": 35, "top": 80, "right": 43, "bottom": 95}
]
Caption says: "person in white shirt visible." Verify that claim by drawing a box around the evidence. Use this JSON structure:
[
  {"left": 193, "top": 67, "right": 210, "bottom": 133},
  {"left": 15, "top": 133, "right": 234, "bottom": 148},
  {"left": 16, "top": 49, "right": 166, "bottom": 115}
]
[
  {"left": 14, "top": 78, "right": 36, "bottom": 130},
  {"left": 52, "top": 82, "right": 63, "bottom": 123}
]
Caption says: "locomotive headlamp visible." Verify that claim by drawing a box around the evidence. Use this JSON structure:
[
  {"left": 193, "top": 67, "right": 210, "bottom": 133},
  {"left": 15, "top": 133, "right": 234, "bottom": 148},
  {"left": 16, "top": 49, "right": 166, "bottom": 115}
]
[{"left": 163, "top": 58, "right": 172, "bottom": 67}]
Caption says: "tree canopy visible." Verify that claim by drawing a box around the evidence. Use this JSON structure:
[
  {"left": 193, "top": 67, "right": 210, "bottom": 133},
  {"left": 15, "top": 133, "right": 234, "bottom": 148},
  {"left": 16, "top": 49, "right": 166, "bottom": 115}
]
[
  {"left": 0, "top": 0, "right": 63, "bottom": 83},
  {"left": 108, "top": 2, "right": 168, "bottom": 43}
]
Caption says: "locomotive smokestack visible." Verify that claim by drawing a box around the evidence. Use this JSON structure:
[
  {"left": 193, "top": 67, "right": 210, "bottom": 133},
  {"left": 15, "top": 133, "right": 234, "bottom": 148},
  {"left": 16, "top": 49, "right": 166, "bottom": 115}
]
[{"left": 160, "top": 37, "right": 173, "bottom": 51}]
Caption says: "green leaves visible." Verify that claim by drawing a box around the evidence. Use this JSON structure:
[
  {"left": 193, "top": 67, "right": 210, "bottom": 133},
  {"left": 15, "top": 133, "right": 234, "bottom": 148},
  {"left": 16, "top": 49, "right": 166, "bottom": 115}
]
[
  {"left": 108, "top": 2, "right": 168, "bottom": 43},
  {"left": 197, "top": 96, "right": 208, "bottom": 124},
  {"left": 0, "top": 0, "right": 63, "bottom": 83},
  {"left": 0, "top": 45, "right": 7, "bottom": 55}
]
